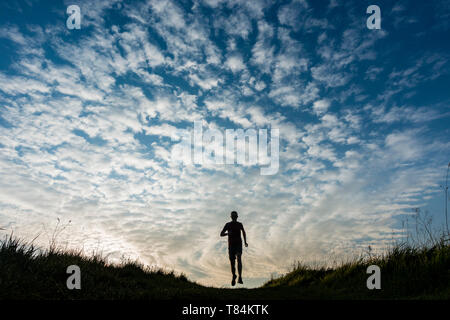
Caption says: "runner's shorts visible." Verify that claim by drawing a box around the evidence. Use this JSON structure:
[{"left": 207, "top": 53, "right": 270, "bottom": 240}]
[{"left": 228, "top": 243, "right": 242, "bottom": 260}]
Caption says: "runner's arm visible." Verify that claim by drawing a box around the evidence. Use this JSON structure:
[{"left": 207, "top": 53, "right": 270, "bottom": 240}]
[
  {"left": 220, "top": 224, "right": 228, "bottom": 237},
  {"left": 242, "top": 225, "right": 248, "bottom": 246}
]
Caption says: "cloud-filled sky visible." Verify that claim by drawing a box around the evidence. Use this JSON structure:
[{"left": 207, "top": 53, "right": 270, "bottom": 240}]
[{"left": 0, "top": 0, "right": 449, "bottom": 288}]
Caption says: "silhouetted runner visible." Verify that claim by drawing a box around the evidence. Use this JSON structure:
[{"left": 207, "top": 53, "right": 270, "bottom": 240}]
[{"left": 220, "top": 211, "right": 248, "bottom": 286}]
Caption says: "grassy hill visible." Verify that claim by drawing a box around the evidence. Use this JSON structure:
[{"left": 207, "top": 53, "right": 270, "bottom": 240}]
[{"left": 1, "top": 235, "right": 449, "bottom": 300}]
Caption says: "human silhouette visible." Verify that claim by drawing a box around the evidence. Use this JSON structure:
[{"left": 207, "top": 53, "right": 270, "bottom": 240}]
[{"left": 220, "top": 211, "right": 248, "bottom": 286}]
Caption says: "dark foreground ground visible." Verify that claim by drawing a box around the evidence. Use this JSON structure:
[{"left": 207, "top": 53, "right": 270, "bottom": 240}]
[{"left": 1, "top": 236, "right": 449, "bottom": 300}]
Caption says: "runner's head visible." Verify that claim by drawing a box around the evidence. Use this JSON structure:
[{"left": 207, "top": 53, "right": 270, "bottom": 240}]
[{"left": 231, "top": 211, "right": 238, "bottom": 221}]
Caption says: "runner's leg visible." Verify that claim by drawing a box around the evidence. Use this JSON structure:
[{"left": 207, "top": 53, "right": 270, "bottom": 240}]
[
  {"left": 237, "top": 254, "right": 242, "bottom": 278},
  {"left": 230, "top": 256, "right": 236, "bottom": 276}
]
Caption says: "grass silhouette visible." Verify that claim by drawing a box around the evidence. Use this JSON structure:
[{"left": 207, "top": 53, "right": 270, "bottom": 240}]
[
  {"left": 1, "top": 232, "right": 449, "bottom": 300},
  {"left": 263, "top": 241, "right": 450, "bottom": 299}
]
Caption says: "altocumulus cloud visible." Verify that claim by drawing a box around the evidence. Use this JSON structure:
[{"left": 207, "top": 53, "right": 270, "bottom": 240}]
[{"left": 0, "top": 0, "right": 449, "bottom": 287}]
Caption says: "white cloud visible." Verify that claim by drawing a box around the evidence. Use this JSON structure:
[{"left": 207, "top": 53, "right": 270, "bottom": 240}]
[
  {"left": 311, "top": 64, "right": 350, "bottom": 87},
  {"left": 225, "top": 55, "right": 245, "bottom": 73},
  {"left": 250, "top": 20, "right": 275, "bottom": 74},
  {"left": 385, "top": 130, "right": 423, "bottom": 161},
  {"left": 269, "top": 82, "right": 319, "bottom": 108},
  {"left": 312, "top": 99, "right": 331, "bottom": 115}
]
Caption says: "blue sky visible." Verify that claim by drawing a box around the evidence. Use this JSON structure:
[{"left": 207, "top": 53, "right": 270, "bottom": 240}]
[{"left": 0, "top": 0, "right": 449, "bottom": 288}]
